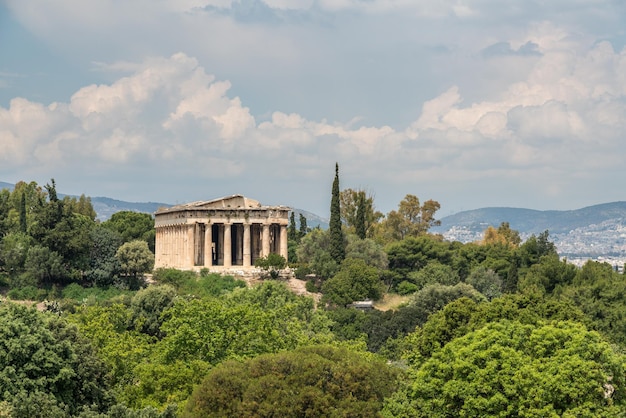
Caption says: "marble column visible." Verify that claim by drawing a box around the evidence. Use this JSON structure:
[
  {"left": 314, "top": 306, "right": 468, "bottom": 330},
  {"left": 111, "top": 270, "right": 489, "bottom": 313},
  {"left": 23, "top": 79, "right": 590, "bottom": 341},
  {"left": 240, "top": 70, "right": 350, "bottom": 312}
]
[
  {"left": 243, "top": 223, "right": 251, "bottom": 267},
  {"left": 262, "top": 223, "right": 270, "bottom": 257},
  {"left": 224, "top": 223, "right": 232, "bottom": 267},
  {"left": 187, "top": 224, "right": 195, "bottom": 268},
  {"left": 280, "top": 224, "right": 288, "bottom": 262},
  {"left": 204, "top": 222, "right": 212, "bottom": 267}
]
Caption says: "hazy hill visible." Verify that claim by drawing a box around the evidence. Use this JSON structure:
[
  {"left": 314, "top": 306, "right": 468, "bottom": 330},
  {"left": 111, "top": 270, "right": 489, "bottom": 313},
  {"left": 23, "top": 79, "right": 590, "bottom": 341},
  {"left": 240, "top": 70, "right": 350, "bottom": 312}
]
[
  {"left": 90, "top": 197, "right": 169, "bottom": 221},
  {"left": 433, "top": 202, "right": 626, "bottom": 235},
  {"left": 432, "top": 202, "right": 626, "bottom": 258}
]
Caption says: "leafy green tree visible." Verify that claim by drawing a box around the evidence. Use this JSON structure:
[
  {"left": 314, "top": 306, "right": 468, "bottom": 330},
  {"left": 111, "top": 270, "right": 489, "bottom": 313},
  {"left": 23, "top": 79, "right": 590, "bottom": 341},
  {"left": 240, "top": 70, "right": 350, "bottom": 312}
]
[
  {"left": 557, "top": 260, "right": 626, "bottom": 346},
  {"left": 102, "top": 211, "right": 155, "bottom": 252},
  {"left": 407, "top": 283, "right": 485, "bottom": 326},
  {"left": 183, "top": 345, "right": 400, "bottom": 418},
  {"left": 466, "top": 266, "right": 502, "bottom": 300},
  {"left": 116, "top": 240, "right": 154, "bottom": 288},
  {"left": 67, "top": 304, "right": 153, "bottom": 390},
  {"left": 0, "top": 188, "right": 11, "bottom": 237},
  {"left": 296, "top": 228, "right": 340, "bottom": 278},
  {"left": 481, "top": 222, "right": 521, "bottom": 248},
  {"left": 386, "top": 235, "right": 453, "bottom": 288},
  {"left": 158, "top": 281, "right": 333, "bottom": 365},
  {"left": 0, "top": 231, "right": 31, "bottom": 274},
  {"left": 288, "top": 211, "right": 297, "bottom": 241},
  {"left": 376, "top": 195, "right": 441, "bottom": 242},
  {"left": 407, "top": 261, "right": 460, "bottom": 290},
  {"left": 298, "top": 213, "right": 308, "bottom": 237},
  {"left": 340, "top": 188, "right": 382, "bottom": 238},
  {"left": 403, "top": 294, "right": 588, "bottom": 366},
  {"left": 329, "top": 163, "right": 345, "bottom": 264},
  {"left": 517, "top": 253, "right": 577, "bottom": 295},
  {"left": 130, "top": 285, "right": 178, "bottom": 338},
  {"left": 19, "top": 191, "right": 27, "bottom": 232},
  {"left": 355, "top": 191, "right": 367, "bottom": 239},
  {"left": 63, "top": 194, "right": 97, "bottom": 221},
  {"left": 385, "top": 320, "right": 626, "bottom": 417},
  {"left": 23, "top": 245, "right": 64, "bottom": 285},
  {"left": 518, "top": 230, "right": 557, "bottom": 268},
  {"left": 254, "top": 252, "right": 287, "bottom": 279},
  {"left": 345, "top": 235, "right": 389, "bottom": 270},
  {"left": 0, "top": 304, "right": 114, "bottom": 416},
  {"left": 322, "top": 258, "right": 384, "bottom": 306},
  {"left": 28, "top": 180, "right": 95, "bottom": 280},
  {"left": 86, "top": 225, "right": 123, "bottom": 287}
]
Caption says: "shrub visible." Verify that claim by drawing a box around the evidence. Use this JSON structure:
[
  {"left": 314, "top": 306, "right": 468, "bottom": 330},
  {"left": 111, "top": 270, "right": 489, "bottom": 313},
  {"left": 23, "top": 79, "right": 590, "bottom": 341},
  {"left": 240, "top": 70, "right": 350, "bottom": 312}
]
[
  {"left": 7, "top": 285, "right": 48, "bottom": 301},
  {"left": 397, "top": 281, "right": 418, "bottom": 295},
  {"left": 305, "top": 280, "right": 319, "bottom": 293}
]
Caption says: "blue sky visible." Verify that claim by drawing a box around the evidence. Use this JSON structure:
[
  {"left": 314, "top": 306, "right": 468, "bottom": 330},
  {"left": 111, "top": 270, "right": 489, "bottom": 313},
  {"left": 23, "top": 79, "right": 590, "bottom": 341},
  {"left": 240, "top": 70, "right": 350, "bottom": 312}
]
[{"left": 1, "top": 0, "right": 626, "bottom": 217}]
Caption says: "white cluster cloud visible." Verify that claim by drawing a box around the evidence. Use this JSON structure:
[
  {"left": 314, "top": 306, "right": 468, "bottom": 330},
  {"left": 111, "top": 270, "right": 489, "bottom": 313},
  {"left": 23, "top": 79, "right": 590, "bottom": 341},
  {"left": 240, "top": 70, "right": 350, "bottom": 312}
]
[{"left": 2, "top": 0, "right": 626, "bottom": 213}]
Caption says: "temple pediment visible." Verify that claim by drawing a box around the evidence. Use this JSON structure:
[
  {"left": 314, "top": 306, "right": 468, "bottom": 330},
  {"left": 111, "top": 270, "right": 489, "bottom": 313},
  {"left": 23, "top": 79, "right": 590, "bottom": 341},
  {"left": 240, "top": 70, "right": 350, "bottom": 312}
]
[{"left": 157, "top": 195, "right": 265, "bottom": 213}]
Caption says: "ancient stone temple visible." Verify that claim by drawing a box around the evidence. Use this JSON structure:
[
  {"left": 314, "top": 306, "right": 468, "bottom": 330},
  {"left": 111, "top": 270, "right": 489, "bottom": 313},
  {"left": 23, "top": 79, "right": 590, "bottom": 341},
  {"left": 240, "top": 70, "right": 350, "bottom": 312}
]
[{"left": 154, "top": 195, "right": 290, "bottom": 271}]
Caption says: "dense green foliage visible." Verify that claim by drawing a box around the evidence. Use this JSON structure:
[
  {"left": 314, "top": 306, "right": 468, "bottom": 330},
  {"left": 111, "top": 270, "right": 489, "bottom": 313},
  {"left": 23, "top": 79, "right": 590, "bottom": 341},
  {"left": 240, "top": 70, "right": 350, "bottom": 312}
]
[
  {"left": 152, "top": 268, "right": 246, "bottom": 297},
  {"left": 385, "top": 320, "right": 626, "bottom": 417},
  {"left": 253, "top": 253, "right": 287, "bottom": 279},
  {"left": 183, "top": 345, "right": 400, "bottom": 418},
  {"left": 0, "top": 304, "right": 113, "bottom": 416},
  {"left": 322, "top": 258, "right": 384, "bottom": 306},
  {"left": 102, "top": 211, "right": 156, "bottom": 252},
  {"left": 0, "top": 180, "right": 156, "bottom": 291},
  {"left": 5, "top": 179, "right": 626, "bottom": 417}
]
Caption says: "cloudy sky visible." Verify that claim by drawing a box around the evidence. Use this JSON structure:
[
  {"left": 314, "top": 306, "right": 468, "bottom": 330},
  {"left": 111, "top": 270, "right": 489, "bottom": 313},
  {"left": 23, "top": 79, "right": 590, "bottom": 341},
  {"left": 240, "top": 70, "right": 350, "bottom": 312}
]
[{"left": 1, "top": 1, "right": 626, "bottom": 217}]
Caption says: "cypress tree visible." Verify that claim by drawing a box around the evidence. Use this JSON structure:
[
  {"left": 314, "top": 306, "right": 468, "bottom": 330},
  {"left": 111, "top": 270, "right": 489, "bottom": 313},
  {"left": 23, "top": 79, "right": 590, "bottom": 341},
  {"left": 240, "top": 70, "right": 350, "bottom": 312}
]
[
  {"left": 19, "top": 192, "right": 27, "bottom": 233},
  {"left": 298, "top": 214, "right": 308, "bottom": 238},
  {"left": 329, "top": 163, "right": 345, "bottom": 263},
  {"left": 355, "top": 191, "right": 366, "bottom": 239},
  {"left": 288, "top": 212, "right": 297, "bottom": 241}
]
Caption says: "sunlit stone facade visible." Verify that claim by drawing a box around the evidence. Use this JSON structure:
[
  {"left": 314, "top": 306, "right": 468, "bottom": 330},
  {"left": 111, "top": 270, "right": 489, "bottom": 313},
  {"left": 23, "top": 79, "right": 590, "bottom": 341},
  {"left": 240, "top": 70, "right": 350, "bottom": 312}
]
[{"left": 154, "top": 195, "right": 289, "bottom": 271}]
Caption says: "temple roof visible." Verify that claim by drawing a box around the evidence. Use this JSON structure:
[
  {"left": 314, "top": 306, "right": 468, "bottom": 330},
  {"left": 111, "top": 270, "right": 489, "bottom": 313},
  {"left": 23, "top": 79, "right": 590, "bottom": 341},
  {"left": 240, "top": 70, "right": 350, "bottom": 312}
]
[{"left": 155, "top": 194, "right": 289, "bottom": 214}]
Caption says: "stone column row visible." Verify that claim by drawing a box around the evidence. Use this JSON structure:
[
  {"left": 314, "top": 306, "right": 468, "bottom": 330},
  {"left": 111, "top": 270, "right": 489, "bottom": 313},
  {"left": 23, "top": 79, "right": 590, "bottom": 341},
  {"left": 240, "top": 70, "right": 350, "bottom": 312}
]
[{"left": 187, "top": 221, "right": 288, "bottom": 269}]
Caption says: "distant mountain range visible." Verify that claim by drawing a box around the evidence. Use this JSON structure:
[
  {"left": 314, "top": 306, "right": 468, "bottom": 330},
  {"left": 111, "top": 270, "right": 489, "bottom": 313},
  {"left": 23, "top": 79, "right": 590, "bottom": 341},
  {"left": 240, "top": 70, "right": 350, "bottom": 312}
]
[{"left": 2, "top": 181, "right": 624, "bottom": 257}]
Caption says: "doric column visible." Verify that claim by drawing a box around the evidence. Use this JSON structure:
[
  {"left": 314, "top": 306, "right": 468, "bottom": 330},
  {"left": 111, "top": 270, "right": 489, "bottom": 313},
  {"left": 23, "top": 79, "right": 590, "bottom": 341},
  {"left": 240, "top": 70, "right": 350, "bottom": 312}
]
[
  {"left": 187, "top": 224, "right": 195, "bottom": 268},
  {"left": 280, "top": 224, "right": 288, "bottom": 262},
  {"left": 224, "top": 223, "right": 232, "bottom": 267},
  {"left": 173, "top": 226, "right": 177, "bottom": 266},
  {"left": 262, "top": 223, "right": 270, "bottom": 257},
  {"left": 204, "top": 223, "right": 212, "bottom": 267},
  {"left": 243, "top": 223, "right": 251, "bottom": 267}
]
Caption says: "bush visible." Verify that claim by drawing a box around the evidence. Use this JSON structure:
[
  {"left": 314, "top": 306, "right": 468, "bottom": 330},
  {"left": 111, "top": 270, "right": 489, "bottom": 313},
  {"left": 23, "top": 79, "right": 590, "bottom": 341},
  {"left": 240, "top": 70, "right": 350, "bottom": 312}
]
[
  {"left": 305, "top": 280, "right": 319, "bottom": 293},
  {"left": 397, "top": 281, "right": 418, "bottom": 295},
  {"left": 294, "top": 263, "right": 312, "bottom": 280},
  {"left": 61, "top": 282, "right": 135, "bottom": 304},
  {"left": 153, "top": 268, "right": 198, "bottom": 288},
  {"left": 0, "top": 273, "right": 9, "bottom": 288},
  {"left": 152, "top": 268, "right": 246, "bottom": 297},
  {"left": 7, "top": 285, "right": 48, "bottom": 301},
  {"left": 254, "top": 253, "right": 287, "bottom": 279}
]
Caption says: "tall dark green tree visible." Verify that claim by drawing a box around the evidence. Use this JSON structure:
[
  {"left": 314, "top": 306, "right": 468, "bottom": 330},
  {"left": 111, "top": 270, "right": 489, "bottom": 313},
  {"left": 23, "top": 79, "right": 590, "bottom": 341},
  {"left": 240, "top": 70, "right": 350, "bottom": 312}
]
[
  {"left": 19, "top": 192, "right": 27, "bottom": 233},
  {"left": 355, "top": 191, "right": 366, "bottom": 239},
  {"left": 329, "top": 163, "right": 345, "bottom": 264},
  {"left": 298, "top": 213, "right": 308, "bottom": 238},
  {"left": 288, "top": 212, "right": 297, "bottom": 241}
]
